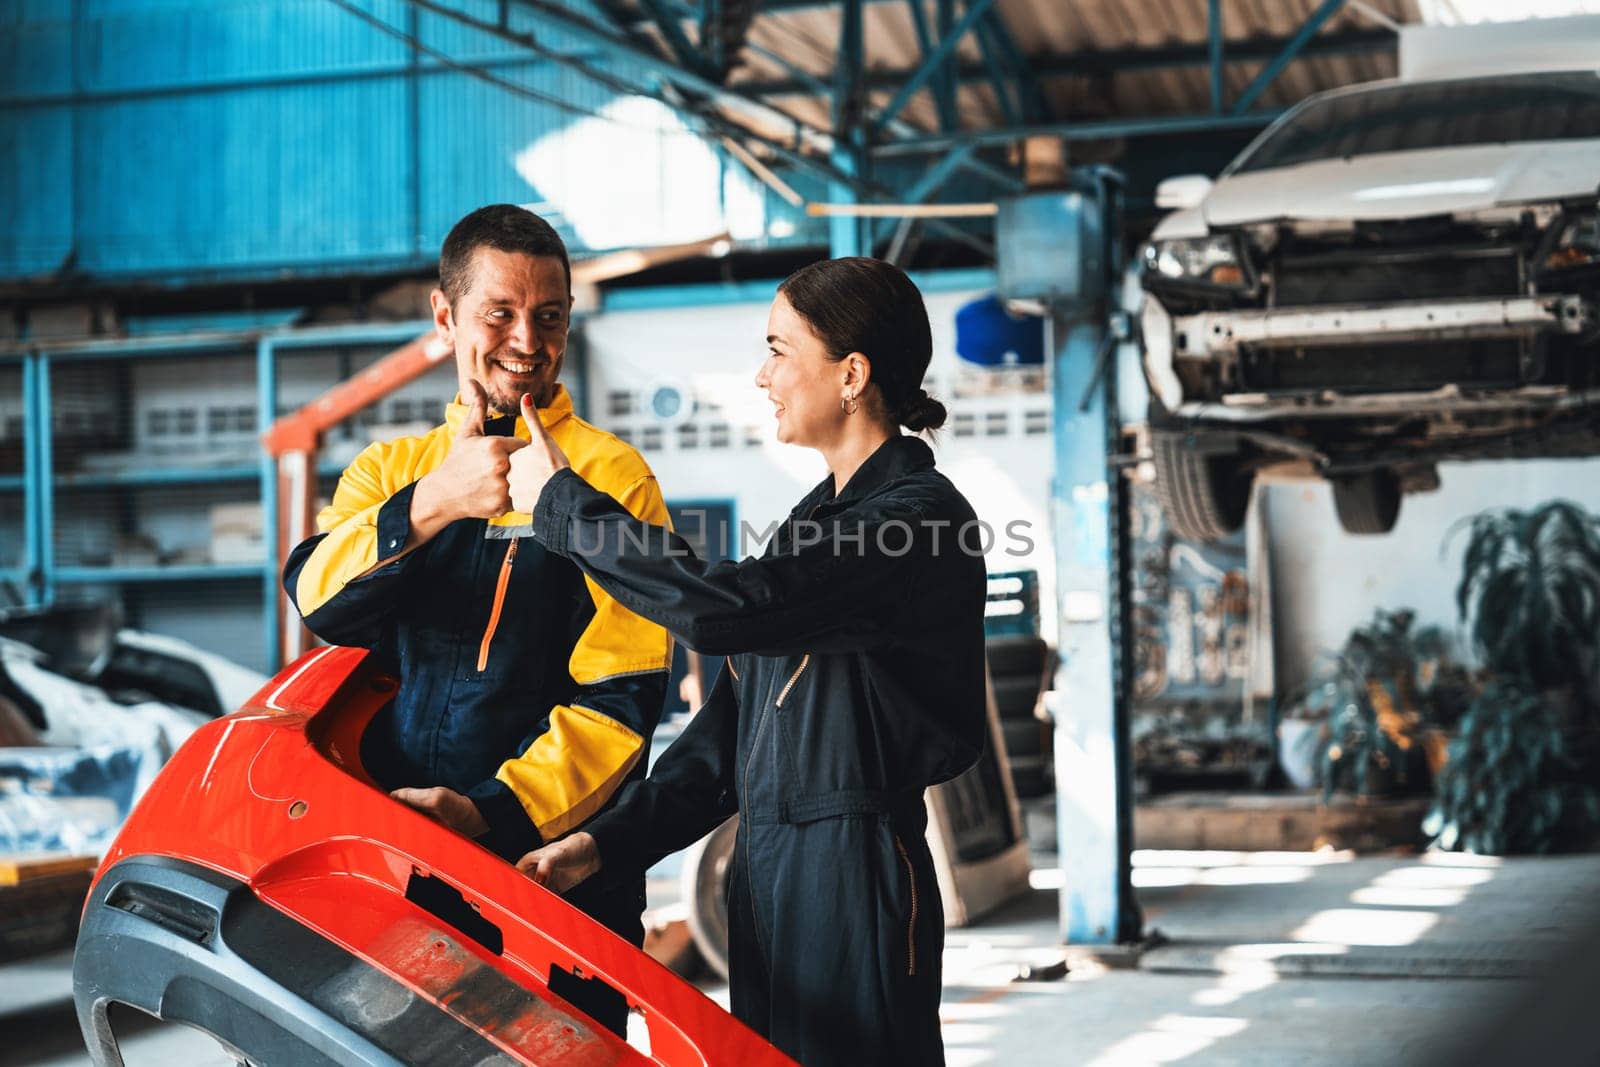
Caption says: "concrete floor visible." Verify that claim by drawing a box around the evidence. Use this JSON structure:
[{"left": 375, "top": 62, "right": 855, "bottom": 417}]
[{"left": 4, "top": 849, "right": 1595, "bottom": 1066}]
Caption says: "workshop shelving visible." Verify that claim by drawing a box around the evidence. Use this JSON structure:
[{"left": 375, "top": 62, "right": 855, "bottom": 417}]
[{"left": 6, "top": 321, "right": 437, "bottom": 673}]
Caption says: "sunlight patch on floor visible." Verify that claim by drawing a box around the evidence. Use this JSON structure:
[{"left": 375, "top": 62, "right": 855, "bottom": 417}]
[
  {"left": 1082, "top": 1014, "right": 1249, "bottom": 1066},
  {"left": 1190, "top": 968, "right": 1278, "bottom": 1007},
  {"left": 1291, "top": 908, "right": 1440, "bottom": 947}
]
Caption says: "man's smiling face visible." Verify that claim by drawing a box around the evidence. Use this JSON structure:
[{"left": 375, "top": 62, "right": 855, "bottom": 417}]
[{"left": 432, "top": 247, "right": 571, "bottom": 414}]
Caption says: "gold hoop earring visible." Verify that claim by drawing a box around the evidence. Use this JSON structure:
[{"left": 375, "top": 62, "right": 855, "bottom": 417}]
[{"left": 841, "top": 394, "right": 859, "bottom": 415}]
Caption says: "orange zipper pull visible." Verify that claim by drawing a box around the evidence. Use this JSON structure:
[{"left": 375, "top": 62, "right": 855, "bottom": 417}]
[{"left": 477, "top": 537, "right": 519, "bottom": 672}]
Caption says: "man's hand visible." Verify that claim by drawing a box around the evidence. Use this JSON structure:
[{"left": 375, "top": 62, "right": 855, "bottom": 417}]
[
  {"left": 508, "top": 392, "right": 572, "bottom": 514},
  {"left": 391, "top": 786, "right": 489, "bottom": 838},
  {"left": 410, "top": 379, "right": 527, "bottom": 539},
  {"left": 516, "top": 831, "right": 601, "bottom": 893}
]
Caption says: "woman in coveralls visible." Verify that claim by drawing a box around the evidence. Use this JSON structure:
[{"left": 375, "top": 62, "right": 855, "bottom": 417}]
[{"left": 510, "top": 257, "right": 989, "bottom": 1067}]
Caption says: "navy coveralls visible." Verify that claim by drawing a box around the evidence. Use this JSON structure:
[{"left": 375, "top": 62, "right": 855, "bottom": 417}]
[
  {"left": 282, "top": 391, "right": 673, "bottom": 1036},
  {"left": 532, "top": 434, "right": 989, "bottom": 1066}
]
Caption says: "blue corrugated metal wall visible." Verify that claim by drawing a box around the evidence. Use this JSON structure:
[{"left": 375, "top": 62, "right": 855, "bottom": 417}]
[{"left": 0, "top": 0, "right": 825, "bottom": 285}]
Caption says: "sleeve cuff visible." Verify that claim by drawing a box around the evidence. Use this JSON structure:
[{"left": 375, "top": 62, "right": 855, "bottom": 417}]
[
  {"left": 580, "top": 794, "right": 648, "bottom": 893},
  {"left": 466, "top": 778, "right": 544, "bottom": 862},
  {"left": 533, "top": 467, "right": 585, "bottom": 556},
  {"left": 374, "top": 481, "right": 419, "bottom": 563}
]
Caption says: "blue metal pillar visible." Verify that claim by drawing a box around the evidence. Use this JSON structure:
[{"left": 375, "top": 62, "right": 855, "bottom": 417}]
[
  {"left": 830, "top": 0, "right": 870, "bottom": 258},
  {"left": 1208, "top": 0, "right": 1224, "bottom": 113},
  {"left": 828, "top": 148, "right": 869, "bottom": 258},
  {"left": 257, "top": 336, "right": 280, "bottom": 672},
  {"left": 21, "top": 353, "right": 42, "bottom": 605},
  {"left": 1051, "top": 306, "right": 1136, "bottom": 944},
  {"left": 1015, "top": 173, "right": 1137, "bottom": 945},
  {"left": 36, "top": 354, "right": 55, "bottom": 607}
]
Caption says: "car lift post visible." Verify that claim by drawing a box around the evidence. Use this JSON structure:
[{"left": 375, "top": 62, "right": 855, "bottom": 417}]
[{"left": 1000, "top": 165, "right": 1141, "bottom": 945}]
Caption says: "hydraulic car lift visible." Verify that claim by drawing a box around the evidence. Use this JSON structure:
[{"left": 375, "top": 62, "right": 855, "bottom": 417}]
[{"left": 997, "top": 166, "right": 1142, "bottom": 946}]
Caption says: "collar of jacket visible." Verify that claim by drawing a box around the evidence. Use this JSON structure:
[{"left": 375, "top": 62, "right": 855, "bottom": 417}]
[
  {"left": 799, "top": 433, "right": 937, "bottom": 516},
  {"left": 444, "top": 383, "right": 575, "bottom": 439}
]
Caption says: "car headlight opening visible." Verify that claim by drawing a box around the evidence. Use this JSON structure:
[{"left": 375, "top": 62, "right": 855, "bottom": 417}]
[{"left": 1143, "top": 235, "right": 1248, "bottom": 289}]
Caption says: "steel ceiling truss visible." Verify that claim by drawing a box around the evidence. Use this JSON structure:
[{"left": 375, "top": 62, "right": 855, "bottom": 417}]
[
  {"left": 395, "top": 0, "right": 1390, "bottom": 257},
  {"left": 739, "top": 26, "right": 1393, "bottom": 97}
]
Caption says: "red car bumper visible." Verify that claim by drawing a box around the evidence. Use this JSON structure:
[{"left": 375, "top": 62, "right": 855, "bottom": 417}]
[{"left": 73, "top": 645, "right": 793, "bottom": 1066}]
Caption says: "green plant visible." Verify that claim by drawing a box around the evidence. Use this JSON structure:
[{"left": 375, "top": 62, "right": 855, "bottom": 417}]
[
  {"left": 1428, "top": 499, "right": 1600, "bottom": 854},
  {"left": 1425, "top": 679, "right": 1600, "bottom": 854},
  {"left": 1453, "top": 500, "right": 1600, "bottom": 702},
  {"left": 1309, "top": 609, "right": 1441, "bottom": 799}
]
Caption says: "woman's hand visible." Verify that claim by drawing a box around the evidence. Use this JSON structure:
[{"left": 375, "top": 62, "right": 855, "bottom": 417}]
[
  {"left": 517, "top": 831, "right": 602, "bottom": 892},
  {"left": 508, "top": 392, "right": 572, "bottom": 514}
]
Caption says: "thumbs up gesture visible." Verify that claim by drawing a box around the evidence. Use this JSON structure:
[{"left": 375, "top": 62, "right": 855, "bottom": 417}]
[
  {"left": 509, "top": 392, "right": 572, "bottom": 514},
  {"left": 455, "top": 376, "right": 491, "bottom": 441},
  {"left": 411, "top": 380, "right": 526, "bottom": 532}
]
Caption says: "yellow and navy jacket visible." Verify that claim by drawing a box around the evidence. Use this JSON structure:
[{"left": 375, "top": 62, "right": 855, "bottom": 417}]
[{"left": 282, "top": 385, "right": 671, "bottom": 865}]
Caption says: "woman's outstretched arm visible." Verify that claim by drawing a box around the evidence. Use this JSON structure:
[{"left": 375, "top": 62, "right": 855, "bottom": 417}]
[
  {"left": 519, "top": 661, "right": 741, "bottom": 891},
  {"left": 531, "top": 467, "right": 939, "bottom": 657}
]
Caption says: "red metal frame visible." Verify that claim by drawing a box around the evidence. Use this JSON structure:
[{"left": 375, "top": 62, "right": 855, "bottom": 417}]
[{"left": 96, "top": 646, "right": 794, "bottom": 1066}]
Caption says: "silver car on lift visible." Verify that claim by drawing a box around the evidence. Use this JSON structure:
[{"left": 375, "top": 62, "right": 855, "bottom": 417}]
[{"left": 1140, "top": 68, "right": 1600, "bottom": 538}]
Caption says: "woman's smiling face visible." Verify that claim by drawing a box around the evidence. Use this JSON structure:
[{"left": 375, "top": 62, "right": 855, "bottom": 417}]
[{"left": 756, "top": 292, "right": 851, "bottom": 448}]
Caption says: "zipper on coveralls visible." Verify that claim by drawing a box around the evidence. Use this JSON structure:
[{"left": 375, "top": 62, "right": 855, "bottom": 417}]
[
  {"left": 477, "top": 537, "right": 519, "bottom": 671},
  {"left": 740, "top": 653, "right": 812, "bottom": 961},
  {"left": 893, "top": 833, "right": 919, "bottom": 976},
  {"left": 775, "top": 654, "right": 810, "bottom": 706}
]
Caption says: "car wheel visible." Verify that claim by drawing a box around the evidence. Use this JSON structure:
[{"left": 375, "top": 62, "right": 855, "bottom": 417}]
[
  {"left": 1151, "top": 430, "right": 1252, "bottom": 541},
  {"left": 1331, "top": 469, "right": 1402, "bottom": 535},
  {"left": 680, "top": 815, "right": 738, "bottom": 981}
]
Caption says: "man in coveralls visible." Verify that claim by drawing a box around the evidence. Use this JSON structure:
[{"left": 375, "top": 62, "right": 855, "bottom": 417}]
[{"left": 282, "top": 204, "right": 672, "bottom": 1036}]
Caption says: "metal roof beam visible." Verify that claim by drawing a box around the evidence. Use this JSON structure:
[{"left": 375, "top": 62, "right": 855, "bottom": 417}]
[
  {"left": 970, "top": 5, "right": 1021, "bottom": 127},
  {"left": 1208, "top": 0, "right": 1224, "bottom": 112},
  {"left": 905, "top": 0, "right": 958, "bottom": 131},
  {"left": 617, "top": 0, "right": 899, "bottom": 29},
  {"left": 870, "top": 0, "right": 997, "bottom": 133},
  {"left": 933, "top": 0, "right": 960, "bottom": 132},
  {"left": 634, "top": 0, "right": 716, "bottom": 78},
  {"left": 408, "top": 0, "right": 836, "bottom": 153},
  {"left": 405, "top": 0, "right": 1003, "bottom": 253},
  {"left": 981, "top": 5, "right": 1051, "bottom": 121},
  {"left": 871, "top": 108, "right": 1285, "bottom": 157},
  {"left": 1231, "top": 0, "right": 1350, "bottom": 115},
  {"left": 903, "top": 142, "right": 977, "bottom": 203},
  {"left": 738, "top": 26, "right": 1394, "bottom": 97}
]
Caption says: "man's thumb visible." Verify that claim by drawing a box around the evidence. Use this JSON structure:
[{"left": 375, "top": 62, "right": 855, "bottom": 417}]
[{"left": 458, "top": 379, "right": 488, "bottom": 438}]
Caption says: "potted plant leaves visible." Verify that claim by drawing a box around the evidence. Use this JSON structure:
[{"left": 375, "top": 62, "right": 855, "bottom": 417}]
[
  {"left": 1426, "top": 501, "right": 1600, "bottom": 854},
  {"left": 1313, "top": 609, "right": 1438, "bottom": 800}
]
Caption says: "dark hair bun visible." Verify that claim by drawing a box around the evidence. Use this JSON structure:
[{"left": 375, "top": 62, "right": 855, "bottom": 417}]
[{"left": 898, "top": 389, "right": 947, "bottom": 432}]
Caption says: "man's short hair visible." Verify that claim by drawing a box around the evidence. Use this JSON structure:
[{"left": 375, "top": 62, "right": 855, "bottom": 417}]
[{"left": 439, "top": 204, "right": 571, "bottom": 305}]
